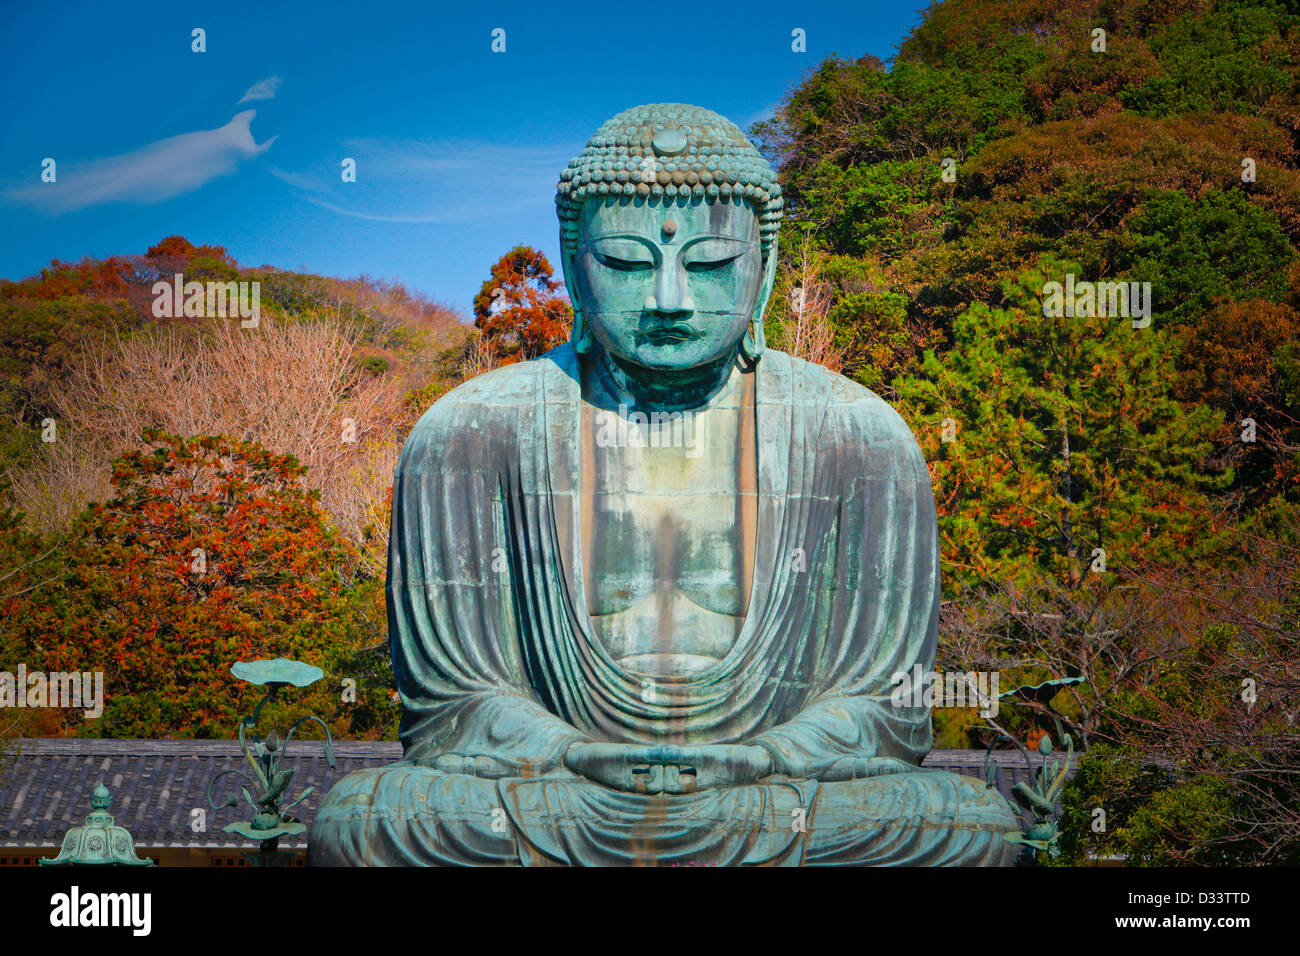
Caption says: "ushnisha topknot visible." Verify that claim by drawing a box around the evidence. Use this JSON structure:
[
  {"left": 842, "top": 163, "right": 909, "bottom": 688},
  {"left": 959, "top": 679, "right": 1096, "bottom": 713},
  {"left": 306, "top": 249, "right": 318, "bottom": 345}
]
[{"left": 556, "top": 103, "right": 784, "bottom": 259}]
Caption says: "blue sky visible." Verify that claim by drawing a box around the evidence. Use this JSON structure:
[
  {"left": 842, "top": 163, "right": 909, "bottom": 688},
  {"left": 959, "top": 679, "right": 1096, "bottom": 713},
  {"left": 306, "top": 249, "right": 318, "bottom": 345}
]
[{"left": 0, "top": 1, "right": 927, "bottom": 313}]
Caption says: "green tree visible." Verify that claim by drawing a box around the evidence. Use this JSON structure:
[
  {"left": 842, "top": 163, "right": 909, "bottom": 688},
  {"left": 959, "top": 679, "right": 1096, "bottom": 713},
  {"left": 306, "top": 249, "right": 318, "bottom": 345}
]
[
  {"left": 0, "top": 296, "right": 141, "bottom": 472},
  {"left": 897, "top": 260, "right": 1229, "bottom": 590},
  {"left": 9, "top": 429, "right": 391, "bottom": 738},
  {"left": 1123, "top": 189, "right": 1295, "bottom": 328},
  {"left": 0, "top": 477, "right": 68, "bottom": 741},
  {"left": 1056, "top": 577, "right": 1300, "bottom": 867}
]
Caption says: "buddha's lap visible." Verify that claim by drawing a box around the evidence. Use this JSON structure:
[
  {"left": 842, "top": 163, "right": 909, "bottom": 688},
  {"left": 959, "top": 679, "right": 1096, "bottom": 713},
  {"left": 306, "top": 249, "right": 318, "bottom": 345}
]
[{"left": 313, "top": 761, "right": 1020, "bottom": 833}]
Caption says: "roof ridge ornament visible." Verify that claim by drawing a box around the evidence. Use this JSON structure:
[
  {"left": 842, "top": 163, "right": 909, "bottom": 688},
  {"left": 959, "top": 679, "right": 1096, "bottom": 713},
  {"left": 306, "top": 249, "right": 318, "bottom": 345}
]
[{"left": 40, "top": 783, "right": 155, "bottom": 866}]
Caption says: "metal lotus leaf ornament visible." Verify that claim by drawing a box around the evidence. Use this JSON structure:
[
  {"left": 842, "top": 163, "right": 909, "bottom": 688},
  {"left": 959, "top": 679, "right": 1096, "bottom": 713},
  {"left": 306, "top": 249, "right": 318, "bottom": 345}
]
[
  {"left": 209, "top": 658, "right": 334, "bottom": 847},
  {"left": 231, "top": 657, "right": 324, "bottom": 688},
  {"left": 41, "top": 783, "right": 154, "bottom": 866}
]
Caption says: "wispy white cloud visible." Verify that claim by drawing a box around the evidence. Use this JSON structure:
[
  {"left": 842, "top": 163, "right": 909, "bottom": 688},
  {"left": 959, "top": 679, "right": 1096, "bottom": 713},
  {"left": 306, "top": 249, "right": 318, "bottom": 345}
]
[
  {"left": 270, "top": 137, "right": 578, "bottom": 223},
  {"left": 7, "top": 111, "right": 276, "bottom": 214},
  {"left": 238, "top": 75, "right": 282, "bottom": 104},
  {"left": 738, "top": 102, "right": 781, "bottom": 132}
]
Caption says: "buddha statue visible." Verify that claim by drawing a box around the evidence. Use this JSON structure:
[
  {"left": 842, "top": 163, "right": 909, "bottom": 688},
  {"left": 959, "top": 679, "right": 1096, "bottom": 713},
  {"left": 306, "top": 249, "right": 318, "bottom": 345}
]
[{"left": 309, "top": 103, "right": 1021, "bottom": 866}]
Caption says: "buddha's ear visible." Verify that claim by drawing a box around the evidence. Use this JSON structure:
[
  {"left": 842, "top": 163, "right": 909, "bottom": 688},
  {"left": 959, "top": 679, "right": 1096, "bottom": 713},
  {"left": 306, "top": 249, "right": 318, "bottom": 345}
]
[
  {"left": 560, "top": 236, "right": 592, "bottom": 354},
  {"left": 743, "top": 238, "right": 779, "bottom": 361},
  {"left": 757, "top": 236, "right": 779, "bottom": 318}
]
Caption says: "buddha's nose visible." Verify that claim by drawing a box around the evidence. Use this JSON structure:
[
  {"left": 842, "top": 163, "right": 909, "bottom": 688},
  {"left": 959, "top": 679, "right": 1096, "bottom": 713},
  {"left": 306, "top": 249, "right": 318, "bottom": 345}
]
[{"left": 645, "top": 260, "right": 695, "bottom": 317}]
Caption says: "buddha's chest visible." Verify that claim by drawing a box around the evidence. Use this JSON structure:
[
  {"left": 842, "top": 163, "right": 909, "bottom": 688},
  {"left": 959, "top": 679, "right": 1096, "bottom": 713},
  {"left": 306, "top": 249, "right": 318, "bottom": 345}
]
[{"left": 580, "top": 392, "right": 757, "bottom": 678}]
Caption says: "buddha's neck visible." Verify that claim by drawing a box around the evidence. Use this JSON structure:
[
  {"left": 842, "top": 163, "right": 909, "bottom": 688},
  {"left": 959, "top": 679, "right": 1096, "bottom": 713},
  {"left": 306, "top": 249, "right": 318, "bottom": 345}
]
[{"left": 595, "top": 345, "right": 741, "bottom": 412}]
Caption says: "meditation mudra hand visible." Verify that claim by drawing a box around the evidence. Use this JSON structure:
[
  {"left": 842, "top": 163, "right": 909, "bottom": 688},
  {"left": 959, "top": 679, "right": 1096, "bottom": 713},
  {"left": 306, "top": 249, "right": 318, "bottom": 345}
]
[
  {"left": 562, "top": 743, "right": 774, "bottom": 794},
  {"left": 309, "top": 104, "right": 1022, "bottom": 867}
]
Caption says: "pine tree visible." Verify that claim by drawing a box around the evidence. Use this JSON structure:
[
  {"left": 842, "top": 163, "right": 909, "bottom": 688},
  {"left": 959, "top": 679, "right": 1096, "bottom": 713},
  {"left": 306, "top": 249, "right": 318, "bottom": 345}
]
[{"left": 897, "top": 258, "right": 1230, "bottom": 592}]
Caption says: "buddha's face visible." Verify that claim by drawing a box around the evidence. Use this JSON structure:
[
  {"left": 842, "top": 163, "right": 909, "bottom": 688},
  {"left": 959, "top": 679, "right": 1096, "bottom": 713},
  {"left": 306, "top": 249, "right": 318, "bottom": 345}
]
[{"left": 568, "top": 196, "right": 767, "bottom": 371}]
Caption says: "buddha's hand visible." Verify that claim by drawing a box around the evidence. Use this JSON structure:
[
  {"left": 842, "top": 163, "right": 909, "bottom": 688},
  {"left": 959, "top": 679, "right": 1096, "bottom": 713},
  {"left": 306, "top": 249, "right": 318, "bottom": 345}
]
[
  {"left": 563, "top": 742, "right": 773, "bottom": 795},
  {"left": 432, "top": 754, "right": 526, "bottom": 778}
]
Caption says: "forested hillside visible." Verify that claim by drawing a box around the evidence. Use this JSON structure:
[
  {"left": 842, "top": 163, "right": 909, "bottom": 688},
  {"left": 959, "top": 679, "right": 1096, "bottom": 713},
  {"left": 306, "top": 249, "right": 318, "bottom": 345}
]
[
  {"left": 758, "top": 0, "right": 1299, "bottom": 864},
  {"left": 0, "top": 236, "right": 474, "bottom": 740}
]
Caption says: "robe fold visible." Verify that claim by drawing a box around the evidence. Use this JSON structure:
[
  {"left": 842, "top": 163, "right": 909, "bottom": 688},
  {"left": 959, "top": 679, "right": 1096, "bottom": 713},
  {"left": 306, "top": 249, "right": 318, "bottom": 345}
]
[{"left": 310, "top": 345, "right": 1021, "bottom": 866}]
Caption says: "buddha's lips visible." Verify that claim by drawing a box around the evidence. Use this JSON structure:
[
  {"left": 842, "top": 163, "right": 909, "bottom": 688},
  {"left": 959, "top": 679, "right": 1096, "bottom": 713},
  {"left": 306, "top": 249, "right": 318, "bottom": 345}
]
[{"left": 639, "top": 323, "right": 702, "bottom": 344}]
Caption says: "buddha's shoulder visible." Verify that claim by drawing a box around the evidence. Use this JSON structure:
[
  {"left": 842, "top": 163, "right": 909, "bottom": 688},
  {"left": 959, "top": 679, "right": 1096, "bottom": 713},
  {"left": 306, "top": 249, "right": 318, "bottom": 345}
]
[
  {"left": 765, "top": 350, "right": 920, "bottom": 449},
  {"left": 410, "top": 351, "right": 569, "bottom": 432}
]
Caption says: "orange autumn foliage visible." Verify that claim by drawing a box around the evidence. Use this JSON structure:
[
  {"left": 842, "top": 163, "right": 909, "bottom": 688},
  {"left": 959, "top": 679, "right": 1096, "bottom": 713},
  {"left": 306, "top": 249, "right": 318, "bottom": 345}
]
[{"left": 472, "top": 246, "right": 571, "bottom": 363}]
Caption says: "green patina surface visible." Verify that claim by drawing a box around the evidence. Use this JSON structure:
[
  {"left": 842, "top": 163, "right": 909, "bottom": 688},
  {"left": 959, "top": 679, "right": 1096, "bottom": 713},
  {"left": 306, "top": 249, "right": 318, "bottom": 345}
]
[
  {"left": 41, "top": 784, "right": 154, "bottom": 867},
  {"left": 309, "top": 104, "right": 1021, "bottom": 866}
]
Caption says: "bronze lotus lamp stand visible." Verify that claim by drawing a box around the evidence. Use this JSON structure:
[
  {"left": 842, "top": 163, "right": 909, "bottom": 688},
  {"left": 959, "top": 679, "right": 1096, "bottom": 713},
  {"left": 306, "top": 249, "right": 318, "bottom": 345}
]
[
  {"left": 980, "top": 676, "right": 1085, "bottom": 865},
  {"left": 208, "top": 658, "right": 335, "bottom": 866}
]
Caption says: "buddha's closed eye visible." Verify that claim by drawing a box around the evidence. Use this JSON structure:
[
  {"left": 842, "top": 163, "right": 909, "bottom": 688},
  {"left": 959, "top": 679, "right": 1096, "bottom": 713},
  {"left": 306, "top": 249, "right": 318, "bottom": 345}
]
[
  {"left": 682, "top": 238, "right": 747, "bottom": 272},
  {"left": 589, "top": 235, "right": 749, "bottom": 273},
  {"left": 592, "top": 239, "right": 654, "bottom": 271}
]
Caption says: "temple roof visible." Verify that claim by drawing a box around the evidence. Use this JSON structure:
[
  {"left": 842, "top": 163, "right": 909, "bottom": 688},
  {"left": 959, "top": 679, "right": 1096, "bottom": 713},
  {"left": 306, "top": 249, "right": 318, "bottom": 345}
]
[{"left": 0, "top": 740, "right": 1075, "bottom": 849}]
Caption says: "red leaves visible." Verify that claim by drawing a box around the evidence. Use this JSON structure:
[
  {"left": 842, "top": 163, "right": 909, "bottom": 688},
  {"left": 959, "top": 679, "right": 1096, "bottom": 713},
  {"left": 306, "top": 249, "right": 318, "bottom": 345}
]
[
  {"left": 473, "top": 246, "right": 572, "bottom": 362},
  {"left": 19, "top": 429, "right": 369, "bottom": 736}
]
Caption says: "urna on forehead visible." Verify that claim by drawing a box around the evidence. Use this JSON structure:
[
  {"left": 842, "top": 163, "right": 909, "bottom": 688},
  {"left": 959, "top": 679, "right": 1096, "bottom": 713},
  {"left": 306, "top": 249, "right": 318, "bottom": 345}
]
[{"left": 556, "top": 103, "right": 784, "bottom": 257}]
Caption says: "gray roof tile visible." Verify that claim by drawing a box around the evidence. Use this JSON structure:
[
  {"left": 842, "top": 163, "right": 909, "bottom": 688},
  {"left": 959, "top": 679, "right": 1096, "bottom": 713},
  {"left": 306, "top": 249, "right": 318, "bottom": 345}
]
[{"left": 0, "top": 740, "right": 1075, "bottom": 849}]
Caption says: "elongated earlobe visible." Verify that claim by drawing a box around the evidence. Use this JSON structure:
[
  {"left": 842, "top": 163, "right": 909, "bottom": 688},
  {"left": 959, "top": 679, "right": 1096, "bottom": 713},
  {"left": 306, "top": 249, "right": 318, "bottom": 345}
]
[
  {"left": 740, "top": 314, "right": 764, "bottom": 361},
  {"left": 571, "top": 308, "right": 593, "bottom": 354},
  {"left": 561, "top": 243, "right": 592, "bottom": 354},
  {"left": 742, "top": 247, "right": 778, "bottom": 361}
]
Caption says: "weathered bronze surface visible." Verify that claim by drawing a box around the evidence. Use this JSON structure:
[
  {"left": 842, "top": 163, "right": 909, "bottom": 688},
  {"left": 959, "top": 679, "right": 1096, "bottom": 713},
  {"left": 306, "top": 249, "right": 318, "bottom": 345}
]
[{"left": 309, "top": 104, "right": 1021, "bottom": 866}]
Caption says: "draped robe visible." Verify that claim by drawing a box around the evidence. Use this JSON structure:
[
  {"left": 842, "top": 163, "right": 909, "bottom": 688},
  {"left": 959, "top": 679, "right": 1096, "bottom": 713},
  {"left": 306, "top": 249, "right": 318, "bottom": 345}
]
[{"left": 309, "top": 345, "right": 1020, "bottom": 866}]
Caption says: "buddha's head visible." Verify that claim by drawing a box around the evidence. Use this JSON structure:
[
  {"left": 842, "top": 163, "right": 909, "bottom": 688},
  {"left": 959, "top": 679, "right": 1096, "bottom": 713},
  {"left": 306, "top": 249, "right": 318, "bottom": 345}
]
[{"left": 556, "top": 104, "right": 782, "bottom": 373}]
